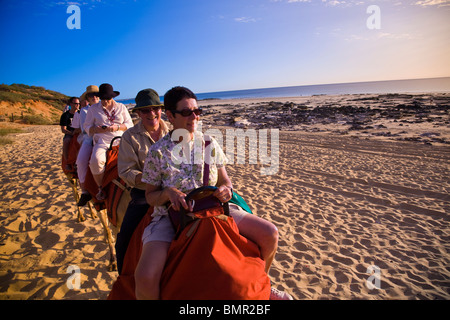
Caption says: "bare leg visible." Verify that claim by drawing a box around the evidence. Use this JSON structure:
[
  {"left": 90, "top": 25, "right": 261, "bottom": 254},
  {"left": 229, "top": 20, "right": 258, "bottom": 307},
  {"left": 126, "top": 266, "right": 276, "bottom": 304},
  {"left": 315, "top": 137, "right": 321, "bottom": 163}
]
[
  {"left": 236, "top": 214, "right": 294, "bottom": 300},
  {"left": 134, "top": 241, "right": 171, "bottom": 300},
  {"left": 236, "top": 214, "right": 278, "bottom": 273}
]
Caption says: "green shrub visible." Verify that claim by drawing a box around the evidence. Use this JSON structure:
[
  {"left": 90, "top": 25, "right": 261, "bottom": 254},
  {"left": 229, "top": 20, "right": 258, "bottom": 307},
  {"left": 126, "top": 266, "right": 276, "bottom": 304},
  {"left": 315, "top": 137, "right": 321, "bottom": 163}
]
[
  {"left": 22, "top": 114, "right": 52, "bottom": 125},
  {"left": 0, "top": 136, "right": 14, "bottom": 146},
  {"left": 0, "top": 128, "right": 24, "bottom": 146},
  {"left": 0, "top": 128, "right": 24, "bottom": 136}
]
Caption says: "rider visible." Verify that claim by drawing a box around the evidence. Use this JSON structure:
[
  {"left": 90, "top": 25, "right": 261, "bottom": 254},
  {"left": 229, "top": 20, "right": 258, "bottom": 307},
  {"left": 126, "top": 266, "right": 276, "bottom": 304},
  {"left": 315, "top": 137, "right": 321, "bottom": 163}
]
[
  {"left": 115, "top": 88, "right": 169, "bottom": 274},
  {"left": 74, "top": 85, "right": 100, "bottom": 206},
  {"left": 60, "top": 97, "right": 80, "bottom": 170},
  {"left": 134, "top": 86, "right": 292, "bottom": 300},
  {"left": 84, "top": 83, "right": 133, "bottom": 200}
]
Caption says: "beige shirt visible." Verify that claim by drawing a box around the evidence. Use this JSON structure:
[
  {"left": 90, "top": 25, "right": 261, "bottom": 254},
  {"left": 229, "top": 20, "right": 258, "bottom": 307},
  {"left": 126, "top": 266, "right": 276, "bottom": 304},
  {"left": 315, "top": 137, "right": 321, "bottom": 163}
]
[{"left": 118, "top": 119, "right": 169, "bottom": 190}]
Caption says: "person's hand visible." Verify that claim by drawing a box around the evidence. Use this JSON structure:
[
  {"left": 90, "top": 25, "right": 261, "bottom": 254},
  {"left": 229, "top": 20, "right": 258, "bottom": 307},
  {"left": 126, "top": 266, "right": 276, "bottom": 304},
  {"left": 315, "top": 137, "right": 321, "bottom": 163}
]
[
  {"left": 166, "top": 187, "right": 192, "bottom": 212},
  {"left": 108, "top": 124, "right": 120, "bottom": 132},
  {"left": 213, "top": 185, "right": 232, "bottom": 203},
  {"left": 95, "top": 125, "right": 108, "bottom": 133}
]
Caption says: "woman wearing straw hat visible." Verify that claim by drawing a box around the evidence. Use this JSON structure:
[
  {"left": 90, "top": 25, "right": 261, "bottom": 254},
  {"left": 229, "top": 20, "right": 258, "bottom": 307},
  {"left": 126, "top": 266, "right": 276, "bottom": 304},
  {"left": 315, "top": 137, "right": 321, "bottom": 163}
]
[
  {"left": 115, "top": 88, "right": 170, "bottom": 274},
  {"left": 84, "top": 83, "right": 133, "bottom": 200},
  {"left": 73, "top": 85, "right": 99, "bottom": 206}
]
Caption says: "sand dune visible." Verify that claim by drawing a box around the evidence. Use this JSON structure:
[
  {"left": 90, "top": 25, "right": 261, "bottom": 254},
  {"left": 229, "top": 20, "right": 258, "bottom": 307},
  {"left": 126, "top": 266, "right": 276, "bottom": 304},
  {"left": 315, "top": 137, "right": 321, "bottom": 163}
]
[{"left": 0, "top": 96, "right": 449, "bottom": 299}]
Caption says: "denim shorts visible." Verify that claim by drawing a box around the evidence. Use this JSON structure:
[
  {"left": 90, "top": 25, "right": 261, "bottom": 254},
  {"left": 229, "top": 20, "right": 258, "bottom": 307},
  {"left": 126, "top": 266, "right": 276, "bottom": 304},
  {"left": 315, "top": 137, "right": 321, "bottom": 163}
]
[{"left": 142, "top": 215, "right": 175, "bottom": 244}]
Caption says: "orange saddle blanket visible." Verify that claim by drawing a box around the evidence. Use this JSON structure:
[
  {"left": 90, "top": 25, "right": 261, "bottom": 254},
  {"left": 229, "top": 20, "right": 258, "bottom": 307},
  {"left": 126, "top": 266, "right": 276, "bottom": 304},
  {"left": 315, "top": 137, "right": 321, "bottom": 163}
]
[{"left": 108, "top": 210, "right": 270, "bottom": 300}]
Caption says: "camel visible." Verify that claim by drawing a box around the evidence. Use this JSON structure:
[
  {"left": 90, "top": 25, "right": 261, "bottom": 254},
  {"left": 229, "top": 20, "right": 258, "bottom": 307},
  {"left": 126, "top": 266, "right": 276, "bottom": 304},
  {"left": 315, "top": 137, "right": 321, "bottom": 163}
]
[
  {"left": 61, "top": 133, "right": 97, "bottom": 222},
  {"left": 62, "top": 134, "right": 129, "bottom": 272}
]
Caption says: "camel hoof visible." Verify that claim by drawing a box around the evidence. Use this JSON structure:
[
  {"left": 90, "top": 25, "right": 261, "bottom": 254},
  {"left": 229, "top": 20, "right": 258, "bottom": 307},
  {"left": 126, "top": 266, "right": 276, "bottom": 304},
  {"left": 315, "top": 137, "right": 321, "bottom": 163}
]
[{"left": 108, "top": 261, "right": 117, "bottom": 272}]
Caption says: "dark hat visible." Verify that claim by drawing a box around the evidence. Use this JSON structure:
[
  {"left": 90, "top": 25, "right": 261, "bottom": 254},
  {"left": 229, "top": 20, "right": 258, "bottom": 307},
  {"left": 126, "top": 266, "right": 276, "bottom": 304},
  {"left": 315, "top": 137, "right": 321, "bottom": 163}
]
[
  {"left": 132, "top": 88, "right": 163, "bottom": 112},
  {"left": 95, "top": 83, "right": 120, "bottom": 100}
]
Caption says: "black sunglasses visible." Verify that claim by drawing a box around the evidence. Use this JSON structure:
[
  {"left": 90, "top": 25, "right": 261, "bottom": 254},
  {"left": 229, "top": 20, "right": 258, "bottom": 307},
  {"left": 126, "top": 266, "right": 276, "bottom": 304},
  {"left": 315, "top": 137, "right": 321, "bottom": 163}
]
[
  {"left": 171, "top": 108, "right": 202, "bottom": 117},
  {"left": 139, "top": 106, "right": 162, "bottom": 114}
]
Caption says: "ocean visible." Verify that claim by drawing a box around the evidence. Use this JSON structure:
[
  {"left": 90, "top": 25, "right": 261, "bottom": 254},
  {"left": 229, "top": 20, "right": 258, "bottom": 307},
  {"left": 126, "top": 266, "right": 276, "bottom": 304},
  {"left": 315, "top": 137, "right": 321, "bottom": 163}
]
[{"left": 117, "top": 77, "right": 450, "bottom": 104}]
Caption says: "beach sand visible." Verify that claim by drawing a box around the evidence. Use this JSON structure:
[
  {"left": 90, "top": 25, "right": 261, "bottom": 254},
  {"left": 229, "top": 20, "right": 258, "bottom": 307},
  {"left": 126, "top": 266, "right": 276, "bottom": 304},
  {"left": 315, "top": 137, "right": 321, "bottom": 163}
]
[{"left": 0, "top": 93, "right": 449, "bottom": 300}]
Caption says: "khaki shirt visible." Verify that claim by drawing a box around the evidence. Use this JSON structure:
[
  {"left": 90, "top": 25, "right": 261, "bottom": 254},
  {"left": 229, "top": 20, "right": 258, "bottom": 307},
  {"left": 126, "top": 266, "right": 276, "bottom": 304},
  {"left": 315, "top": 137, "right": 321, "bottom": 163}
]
[{"left": 118, "top": 119, "right": 170, "bottom": 190}]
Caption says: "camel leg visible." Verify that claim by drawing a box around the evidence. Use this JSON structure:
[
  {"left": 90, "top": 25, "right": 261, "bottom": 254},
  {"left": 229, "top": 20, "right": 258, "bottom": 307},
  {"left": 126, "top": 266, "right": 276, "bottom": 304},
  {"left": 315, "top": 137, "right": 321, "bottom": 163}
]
[
  {"left": 71, "top": 179, "right": 86, "bottom": 222},
  {"left": 97, "top": 209, "right": 117, "bottom": 272},
  {"left": 75, "top": 178, "right": 97, "bottom": 219},
  {"left": 87, "top": 201, "right": 97, "bottom": 219}
]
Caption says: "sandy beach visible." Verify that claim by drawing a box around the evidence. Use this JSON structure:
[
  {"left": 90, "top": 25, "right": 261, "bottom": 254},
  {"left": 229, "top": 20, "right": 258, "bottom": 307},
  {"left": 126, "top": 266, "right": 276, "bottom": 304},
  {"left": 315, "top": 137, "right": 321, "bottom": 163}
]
[{"left": 0, "top": 93, "right": 449, "bottom": 300}]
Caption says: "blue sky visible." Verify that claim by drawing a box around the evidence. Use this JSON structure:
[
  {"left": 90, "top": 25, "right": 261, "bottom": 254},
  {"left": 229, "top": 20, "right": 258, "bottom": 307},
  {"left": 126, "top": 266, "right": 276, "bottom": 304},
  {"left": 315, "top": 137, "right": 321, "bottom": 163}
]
[{"left": 0, "top": 0, "right": 449, "bottom": 99}]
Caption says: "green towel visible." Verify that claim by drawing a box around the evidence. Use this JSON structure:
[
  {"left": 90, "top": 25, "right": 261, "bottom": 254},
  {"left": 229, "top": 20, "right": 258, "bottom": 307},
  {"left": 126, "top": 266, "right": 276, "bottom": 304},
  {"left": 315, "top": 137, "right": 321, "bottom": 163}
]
[{"left": 229, "top": 191, "right": 253, "bottom": 214}]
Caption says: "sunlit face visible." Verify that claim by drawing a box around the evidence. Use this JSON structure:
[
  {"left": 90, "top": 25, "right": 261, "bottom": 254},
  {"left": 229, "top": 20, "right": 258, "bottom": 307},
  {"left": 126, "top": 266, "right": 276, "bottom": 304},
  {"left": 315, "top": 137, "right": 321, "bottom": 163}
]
[
  {"left": 137, "top": 106, "right": 162, "bottom": 130},
  {"left": 167, "top": 98, "right": 200, "bottom": 133},
  {"left": 101, "top": 98, "right": 113, "bottom": 107},
  {"left": 87, "top": 94, "right": 99, "bottom": 105},
  {"left": 70, "top": 99, "right": 80, "bottom": 113}
]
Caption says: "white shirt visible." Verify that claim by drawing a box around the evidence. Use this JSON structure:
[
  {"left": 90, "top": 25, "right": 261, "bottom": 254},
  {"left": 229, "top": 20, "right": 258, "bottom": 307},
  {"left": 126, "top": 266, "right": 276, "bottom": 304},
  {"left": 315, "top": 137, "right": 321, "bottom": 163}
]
[
  {"left": 84, "top": 100, "right": 133, "bottom": 147},
  {"left": 71, "top": 111, "right": 83, "bottom": 144},
  {"left": 72, "top": 106, "right": 93, "bottom": 145}
]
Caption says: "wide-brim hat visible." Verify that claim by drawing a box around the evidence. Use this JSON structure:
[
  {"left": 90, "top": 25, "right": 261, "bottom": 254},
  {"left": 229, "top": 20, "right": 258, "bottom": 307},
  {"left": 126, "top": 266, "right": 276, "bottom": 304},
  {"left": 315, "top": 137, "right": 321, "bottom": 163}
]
[
  {"left": 132, "top": 88, "right": 163, "bottom": 112},
  {"left": 94, "top": 83, "right": 120, "bottom": 100},
  {"left": 80, "top": 85, "right": 99, "bottom": 101}
]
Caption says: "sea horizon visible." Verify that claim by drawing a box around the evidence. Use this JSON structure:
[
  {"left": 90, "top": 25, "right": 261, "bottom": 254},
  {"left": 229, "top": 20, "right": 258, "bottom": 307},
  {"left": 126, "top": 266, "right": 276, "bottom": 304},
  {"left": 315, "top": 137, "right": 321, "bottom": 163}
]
[{"left": 117, "top": 76, "right": 450, "bottom": 104}]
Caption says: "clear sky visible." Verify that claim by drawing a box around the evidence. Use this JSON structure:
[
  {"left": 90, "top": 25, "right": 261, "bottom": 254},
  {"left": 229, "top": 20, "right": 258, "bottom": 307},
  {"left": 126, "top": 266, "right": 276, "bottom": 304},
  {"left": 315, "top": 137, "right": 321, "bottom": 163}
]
[{"left": 0, "top": 0, "right": 449, "bottom": 99}]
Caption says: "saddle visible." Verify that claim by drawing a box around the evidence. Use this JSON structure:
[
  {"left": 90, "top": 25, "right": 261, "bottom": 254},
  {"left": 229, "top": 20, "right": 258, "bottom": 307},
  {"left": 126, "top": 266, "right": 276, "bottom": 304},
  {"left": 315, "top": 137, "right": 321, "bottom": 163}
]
[
  {"left": 160, "top": 186, "right": 270, "bottom": 300},
  {"left": 84, "top": 136, "right": 131, "bottom": 227},
  {"left": 61, "top": 133, "right": 80, "bottom": 178},
  {"left": 108, "top": 136, "right": 269, "bottom": 300},
  {"left": 168, "top": 186, "right": 229, "bottom": 237}
]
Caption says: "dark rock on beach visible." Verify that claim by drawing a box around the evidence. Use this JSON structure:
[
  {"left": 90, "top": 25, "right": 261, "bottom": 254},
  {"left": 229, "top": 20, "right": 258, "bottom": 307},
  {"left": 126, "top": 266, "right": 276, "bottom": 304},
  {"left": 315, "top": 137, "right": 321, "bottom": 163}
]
[{"left": 199, "top": 93, "right": 450, "bottom": 145}]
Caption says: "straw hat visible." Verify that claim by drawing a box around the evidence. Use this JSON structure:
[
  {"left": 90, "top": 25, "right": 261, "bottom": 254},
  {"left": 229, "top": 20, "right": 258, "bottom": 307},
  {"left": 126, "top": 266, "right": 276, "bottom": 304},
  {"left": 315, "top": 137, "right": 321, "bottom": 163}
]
[{"left": 80, "top": 85, "right": 99, "bottom": 101}]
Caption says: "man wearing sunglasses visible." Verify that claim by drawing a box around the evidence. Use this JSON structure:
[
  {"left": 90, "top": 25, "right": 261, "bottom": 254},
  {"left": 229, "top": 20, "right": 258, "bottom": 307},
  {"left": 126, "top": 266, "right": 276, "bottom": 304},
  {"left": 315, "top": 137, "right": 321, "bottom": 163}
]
[
  {"left": 60, "top": 96, "right": 80, "bottom": 169},
  {"left": 116, "top": 88, "right": 170, "bottom": 274}
]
